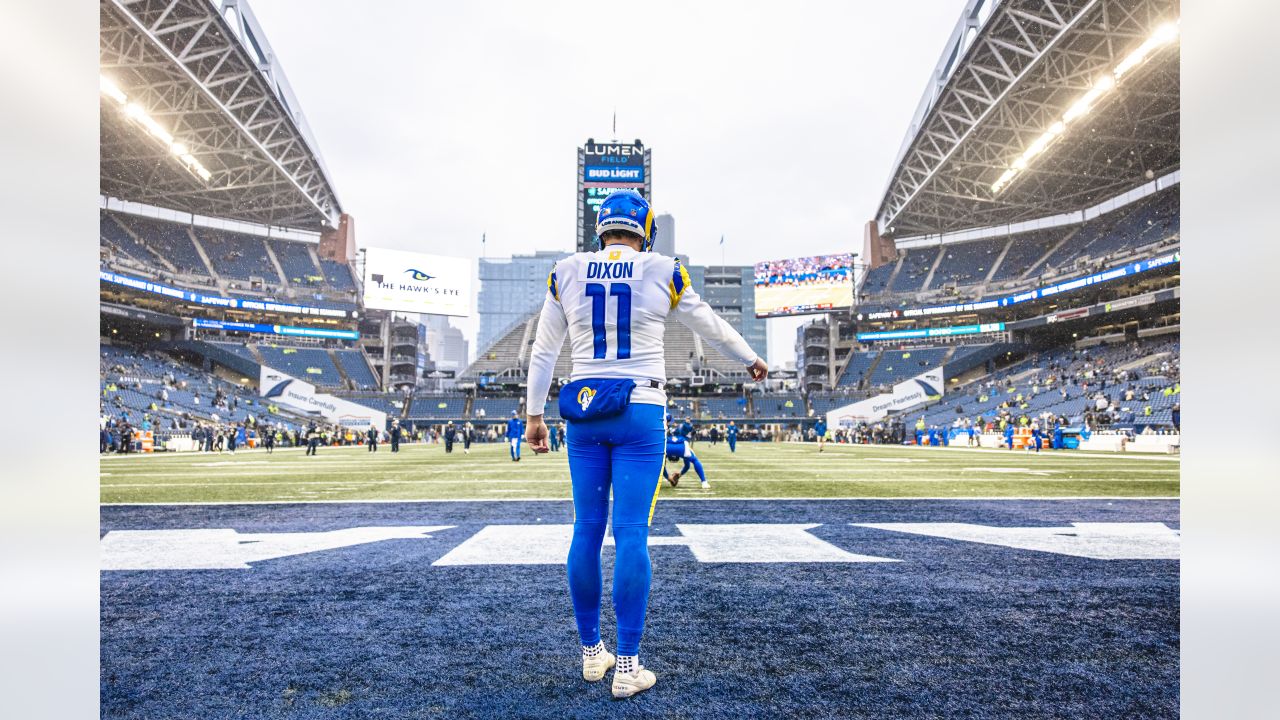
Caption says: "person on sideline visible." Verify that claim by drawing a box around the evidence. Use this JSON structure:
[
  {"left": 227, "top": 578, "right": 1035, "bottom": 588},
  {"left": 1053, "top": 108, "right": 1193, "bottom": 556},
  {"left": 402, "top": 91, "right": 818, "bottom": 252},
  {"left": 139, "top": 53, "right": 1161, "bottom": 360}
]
[{"left": 524, "top": 191, "right": 766, "bottom": 699}]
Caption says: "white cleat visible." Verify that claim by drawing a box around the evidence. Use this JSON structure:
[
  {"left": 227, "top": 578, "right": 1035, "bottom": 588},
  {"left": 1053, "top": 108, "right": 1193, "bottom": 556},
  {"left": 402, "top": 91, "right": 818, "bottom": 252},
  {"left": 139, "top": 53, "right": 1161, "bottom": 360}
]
[
  {"left": 700, "top": 482, "right": 711, "bottom": 490},
  {"left": 582, "top": 650, "right": 615, "bottom": 682},
  {"left": 611, "top": 666, "right": 656, "bottom": 698}
]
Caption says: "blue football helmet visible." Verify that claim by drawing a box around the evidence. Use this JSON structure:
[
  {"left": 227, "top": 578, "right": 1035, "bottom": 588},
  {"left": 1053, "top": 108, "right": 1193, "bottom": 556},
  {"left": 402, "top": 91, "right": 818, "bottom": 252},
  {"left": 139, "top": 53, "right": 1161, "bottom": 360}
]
[{"left": 595, "top": 190, "right": 656, "bottom": 251}]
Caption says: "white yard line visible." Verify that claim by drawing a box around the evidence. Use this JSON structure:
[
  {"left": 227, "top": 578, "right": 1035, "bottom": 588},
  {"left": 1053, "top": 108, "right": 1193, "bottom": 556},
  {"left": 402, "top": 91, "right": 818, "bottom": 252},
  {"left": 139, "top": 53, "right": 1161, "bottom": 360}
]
[
  {"left": 101, "top": 495, "right": 1182, "bottom": 506},
  {"left": 101, "top": 476, "right": 1177, "bottom": 489}
]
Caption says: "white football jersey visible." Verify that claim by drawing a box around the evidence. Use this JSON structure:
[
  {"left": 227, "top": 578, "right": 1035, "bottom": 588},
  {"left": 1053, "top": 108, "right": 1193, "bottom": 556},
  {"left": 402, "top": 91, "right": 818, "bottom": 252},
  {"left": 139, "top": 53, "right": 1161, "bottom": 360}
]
[{"left": 526, "top": 244, "right": 759, "bottom": 414}]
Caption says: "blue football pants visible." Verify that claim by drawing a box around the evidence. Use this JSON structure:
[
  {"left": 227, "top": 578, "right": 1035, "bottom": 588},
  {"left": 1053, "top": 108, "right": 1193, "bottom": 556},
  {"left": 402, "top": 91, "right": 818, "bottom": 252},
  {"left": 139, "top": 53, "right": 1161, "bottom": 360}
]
[
  {"left": 677, "top": 454, "right": 706, "bottom": 483},
  {"left": 565, "top": 403, "right": 665, "bottom": 656}
]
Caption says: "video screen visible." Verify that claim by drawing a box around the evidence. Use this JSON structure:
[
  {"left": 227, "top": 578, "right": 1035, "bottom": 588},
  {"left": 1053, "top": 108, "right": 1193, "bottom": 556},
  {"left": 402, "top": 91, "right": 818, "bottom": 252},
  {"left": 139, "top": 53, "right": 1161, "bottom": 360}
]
[{"left": 753, "top": 253, "right": 854, "bottom": 318}]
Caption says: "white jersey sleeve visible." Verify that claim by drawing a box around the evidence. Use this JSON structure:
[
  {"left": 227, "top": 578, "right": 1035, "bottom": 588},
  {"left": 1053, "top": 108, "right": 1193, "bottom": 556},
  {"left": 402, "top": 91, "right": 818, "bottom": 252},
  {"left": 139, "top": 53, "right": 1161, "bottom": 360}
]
[{"left": 525, "top": 275, "right": 568, "bottom": 417}]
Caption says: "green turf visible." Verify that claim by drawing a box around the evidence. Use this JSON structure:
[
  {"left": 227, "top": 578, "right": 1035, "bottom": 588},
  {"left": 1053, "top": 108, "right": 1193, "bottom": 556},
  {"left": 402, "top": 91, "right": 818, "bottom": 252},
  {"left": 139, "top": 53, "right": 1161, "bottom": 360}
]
[{"left": 99, "top": 441, "right": 1180, "bottom": 504}]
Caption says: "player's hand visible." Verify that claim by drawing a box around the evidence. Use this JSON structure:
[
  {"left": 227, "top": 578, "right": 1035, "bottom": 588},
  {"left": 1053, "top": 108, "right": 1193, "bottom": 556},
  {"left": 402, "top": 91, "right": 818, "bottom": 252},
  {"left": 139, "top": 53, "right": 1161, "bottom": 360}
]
[
  {"left": 526, "top": 415, "right": 550, "bottom": 453},
  {"left": 746, "top": 358, "right": 768, "bottom": 381}
]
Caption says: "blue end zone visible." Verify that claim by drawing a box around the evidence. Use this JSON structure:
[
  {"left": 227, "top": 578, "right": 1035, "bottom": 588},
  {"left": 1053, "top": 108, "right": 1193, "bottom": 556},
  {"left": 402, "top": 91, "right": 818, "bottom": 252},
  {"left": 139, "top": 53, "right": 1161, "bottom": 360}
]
[{"left": 101, "top": 500, "right": 1178, "bottom": 718}]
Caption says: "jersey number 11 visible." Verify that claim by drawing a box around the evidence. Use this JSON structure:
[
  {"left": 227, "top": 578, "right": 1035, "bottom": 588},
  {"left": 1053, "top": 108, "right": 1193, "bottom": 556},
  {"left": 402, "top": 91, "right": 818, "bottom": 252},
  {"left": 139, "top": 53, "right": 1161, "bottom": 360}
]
[{"left": 585, "top": 283, "right": 631, "bottom": 359}]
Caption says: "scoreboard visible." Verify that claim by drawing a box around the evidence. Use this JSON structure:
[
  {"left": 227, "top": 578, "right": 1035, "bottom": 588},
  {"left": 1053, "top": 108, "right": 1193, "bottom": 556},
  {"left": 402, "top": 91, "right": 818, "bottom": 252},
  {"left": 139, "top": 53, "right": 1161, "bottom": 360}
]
[{"left": 577, "top": 139, "right": 651, "bottom": 252}]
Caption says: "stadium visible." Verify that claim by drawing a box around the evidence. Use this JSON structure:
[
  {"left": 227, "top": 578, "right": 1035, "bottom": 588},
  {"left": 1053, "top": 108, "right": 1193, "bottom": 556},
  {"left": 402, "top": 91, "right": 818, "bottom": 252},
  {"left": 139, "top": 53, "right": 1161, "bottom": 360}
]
[{"left": 99, "top": 0, "right": 1180, "bottom": 717}]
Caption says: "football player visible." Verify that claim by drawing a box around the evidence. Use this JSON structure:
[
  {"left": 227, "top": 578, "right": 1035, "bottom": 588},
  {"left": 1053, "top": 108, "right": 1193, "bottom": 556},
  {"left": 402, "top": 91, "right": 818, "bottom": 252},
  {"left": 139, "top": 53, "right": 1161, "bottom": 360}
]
[
  {"left": 663, "top": 426, "right": 709, "bottom": 490},
  {"left": 523, "top": 190, "right": 766, "bottom": 698},
  {"left": 505, "top": 411, "right": 523, "bottom": 462}
]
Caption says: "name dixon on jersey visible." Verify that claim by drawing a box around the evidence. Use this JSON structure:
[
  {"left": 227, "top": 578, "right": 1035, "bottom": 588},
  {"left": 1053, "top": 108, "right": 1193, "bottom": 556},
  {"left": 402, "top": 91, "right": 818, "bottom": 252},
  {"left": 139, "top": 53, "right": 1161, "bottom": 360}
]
[{"left": 586, "top": 261, "right": 634, "bottom": 279}]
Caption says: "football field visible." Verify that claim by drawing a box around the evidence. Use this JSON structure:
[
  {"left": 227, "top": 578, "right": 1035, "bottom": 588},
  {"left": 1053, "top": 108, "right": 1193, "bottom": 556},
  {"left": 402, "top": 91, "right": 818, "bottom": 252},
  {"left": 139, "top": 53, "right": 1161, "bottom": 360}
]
[
  {"left": 100, "top": 440, "right": 1180, "bottom": 504},
  {"left": 101, "top": 443, "right": 1179, "bottom": 718}
]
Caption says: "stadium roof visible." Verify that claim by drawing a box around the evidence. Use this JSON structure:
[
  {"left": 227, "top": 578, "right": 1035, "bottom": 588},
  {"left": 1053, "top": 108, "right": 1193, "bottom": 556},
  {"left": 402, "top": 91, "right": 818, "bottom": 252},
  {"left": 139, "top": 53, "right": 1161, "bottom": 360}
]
[
  {"left": 100, "top": 0, "right": 342, "bottom": 231},
  {"left": 876, "top": 0, "right": 1180, "bottom": 238}
]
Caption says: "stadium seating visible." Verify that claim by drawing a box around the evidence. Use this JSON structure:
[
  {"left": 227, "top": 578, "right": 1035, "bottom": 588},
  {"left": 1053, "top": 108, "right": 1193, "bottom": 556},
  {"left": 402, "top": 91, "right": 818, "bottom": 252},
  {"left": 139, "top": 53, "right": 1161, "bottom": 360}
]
[
  {"left": 867, "top": 347, "right": 951, "bottom": 388},
  {"left": 334, "top": 349, "right": 379, "bottom": 390},
  {"left": 401, "top": 393, "right": 468, "bottom": 420},
  {"left": 469, "top": 396, "right": 518, "bottom": 420},
  {"left": 753, "top": 394, "right": 807, "bottom": 419},
  {"left": 987, "top": 229, "right": 1063, "bottom": 283},
  {"left": 100, "top": 211, "right": 157, "bottom": 263},
  {"left": 193, "top": 227, "right": 280, "bottom": 284},
  {"left": 808, "top": 390, "right": 863, "bottom": 415},
  {"left": 903, "top": 337, "right": 1180, "bottom": 429},
  {"left": 836, "top": 350, "right": 880, "bottom": 387},
  {"left": 319, "top": 259, "right": 357, "bottom": 292},
  {"left": 110, "top": 213, "right": 210, "bottom": 276},
  {"left": 270, "top": 239, "right": 322, "bottom": 285},
  {"left": 255, "top": 345, "right": 342, "bottom": 387},
  {"left": 209, "top": 341, "right": 259, "bottom": 364},
  {"left": 930, "top": 237, "right": 1006, "bottom": 288},
  {"left": 859, "top": 262, "right": 895, "bottom": 297},
  {"left": 698, "top": 395, "right": 748, "bottom": 419},
  {"left": 338, "top": 392, "right": 408, "bottom": 417},
  {"left": 100, "top": 343, "right": 304, "bottom": 432},
  {"left": 861, "top": 187, "right": 1180, "bottom": 303},
  {"left": 888, "top": 247, "right": 940, "bottom": 294}
]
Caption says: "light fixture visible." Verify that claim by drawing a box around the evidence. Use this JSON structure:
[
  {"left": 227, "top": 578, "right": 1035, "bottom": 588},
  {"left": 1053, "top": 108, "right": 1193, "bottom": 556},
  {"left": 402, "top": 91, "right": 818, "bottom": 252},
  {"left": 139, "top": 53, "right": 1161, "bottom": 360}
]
[
  {"left": 101, "top": 74, "right": 213, "bottom": 184},
  {"left": 991, "top": 20, "right": 1179, "bottom": 194}
]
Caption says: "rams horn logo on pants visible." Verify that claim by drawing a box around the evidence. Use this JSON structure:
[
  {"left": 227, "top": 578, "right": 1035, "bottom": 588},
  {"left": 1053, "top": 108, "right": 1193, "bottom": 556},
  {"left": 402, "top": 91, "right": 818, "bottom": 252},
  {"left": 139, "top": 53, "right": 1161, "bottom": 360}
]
[{"left": 577, "top": 386, "right": 596, "bottom": 412}]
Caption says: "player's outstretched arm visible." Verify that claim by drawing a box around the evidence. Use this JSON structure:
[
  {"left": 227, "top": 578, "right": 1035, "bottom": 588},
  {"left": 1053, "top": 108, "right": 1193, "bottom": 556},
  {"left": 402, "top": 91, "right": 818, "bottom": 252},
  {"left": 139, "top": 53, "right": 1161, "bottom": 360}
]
[
  {"left": 671, "top": 276, "right": 767, "bottom": 381},
  {"left": 526, "top": 415, "right": 549, "bottom": 453}
]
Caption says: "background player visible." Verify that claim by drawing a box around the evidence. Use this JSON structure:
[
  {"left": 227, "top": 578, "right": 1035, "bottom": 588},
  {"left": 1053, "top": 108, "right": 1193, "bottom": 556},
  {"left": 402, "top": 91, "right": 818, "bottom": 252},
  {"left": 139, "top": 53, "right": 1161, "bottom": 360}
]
[
  {"left": 727, "top": 420, "right": 739, "bottom": 453},
  {"left": 505, "top": 411, "right": 523, "bottom": 462},
  {"left": 523, "top": 190, "right": 766, "bottom": 698},
  {"left": 814, "top": 417, "right": 828, "bottom": 452},
  {"left": 663, "top": 427, "right": 709, "bottom": 490}
]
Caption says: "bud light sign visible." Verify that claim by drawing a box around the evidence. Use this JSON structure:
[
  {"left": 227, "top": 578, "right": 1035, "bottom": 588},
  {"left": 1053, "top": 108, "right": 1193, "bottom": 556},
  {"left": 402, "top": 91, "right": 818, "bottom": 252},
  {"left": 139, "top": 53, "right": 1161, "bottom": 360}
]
[{"left": 585, "top": 166, "right": 644, "bottom": 182}]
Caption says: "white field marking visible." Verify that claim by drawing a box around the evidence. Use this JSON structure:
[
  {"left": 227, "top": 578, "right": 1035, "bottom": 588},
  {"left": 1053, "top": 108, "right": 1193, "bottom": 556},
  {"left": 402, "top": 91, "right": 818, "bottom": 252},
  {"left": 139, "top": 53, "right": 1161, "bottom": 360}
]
[
  {"left": 962, "top": 467, "right": 1063, "bottom": 476},
  {"left": 100, "top": 495, "right": 1182, "bottom": 506},
  {"left": 98, "top": 443, "right": 1179, "bottom": 463},
  {"left": 854, "top": 522, "right": 1180, "bottom": 560},
  {"left": 431, "top": 524, "right": 896, "bottom": 566},
  {"left": 763, "top": 442, "right": 1182, "bottom": 461},
  {"left": 104, "top": 463, "right": 1177, "bottom": 478},
  {"left": 100, "top": 476, "right": 1178, "bottom": 489},
  {"left": 869, "top": 458, "right": 928, "bottom": 463},
  {"left": 192, "top": 461, "right": 275, "bottom": 467},
  {"left": 101, "top": 525, "right": 455, "bottom": 570}
]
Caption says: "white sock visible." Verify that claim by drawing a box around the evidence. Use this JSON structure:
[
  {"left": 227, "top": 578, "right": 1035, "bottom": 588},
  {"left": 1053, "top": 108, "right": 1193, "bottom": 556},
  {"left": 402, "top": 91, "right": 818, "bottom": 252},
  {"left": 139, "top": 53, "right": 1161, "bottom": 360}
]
[
  {"left": 616, "top": 654, "right": 639, "bottom": 675},
  {"left": 582, "top": 641, "right": 606, "bottom": 659}
]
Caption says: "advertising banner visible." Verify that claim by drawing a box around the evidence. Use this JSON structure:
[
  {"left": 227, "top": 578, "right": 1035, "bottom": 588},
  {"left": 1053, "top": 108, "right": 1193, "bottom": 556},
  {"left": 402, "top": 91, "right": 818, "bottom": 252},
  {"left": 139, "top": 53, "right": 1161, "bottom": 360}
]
[
  {"left": 258, "top": 366, "right": 388, "bottom": 429},
  {"left": 856, "top": 323, "right": 1004, "bottom": 342},
  {"left": 362, "top": 248, "right": 471, "bottom": 317},
  {"left": 193, "top": 318, "right": 358, "bottom": 340},
  {"left": 100, "top": 271, "right": 350, "bottom": 317},
  {"left": 827, "top": 368, "right": 945, "bottom": 426}
]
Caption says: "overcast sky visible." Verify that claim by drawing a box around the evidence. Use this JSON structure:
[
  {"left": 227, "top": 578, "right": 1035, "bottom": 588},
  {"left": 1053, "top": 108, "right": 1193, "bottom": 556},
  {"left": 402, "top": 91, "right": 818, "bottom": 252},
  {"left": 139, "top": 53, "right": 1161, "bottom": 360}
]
[{"left": 249, "top": 0, "right": 963, "bottom": 364}]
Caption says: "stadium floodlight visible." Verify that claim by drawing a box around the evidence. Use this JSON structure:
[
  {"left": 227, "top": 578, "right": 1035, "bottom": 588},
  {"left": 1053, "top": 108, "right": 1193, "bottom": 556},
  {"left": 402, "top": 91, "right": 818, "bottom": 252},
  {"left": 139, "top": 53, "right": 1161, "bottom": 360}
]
[
  {"left": 99, "top": 75, "right": 127, "bottom": 105},
  {"left": 1115, "top": 22, "right": 1180, "bottom": 80},
  {"left": 991, "top": 20, "right": 1179, "bottom": 194},
  {"left": 102, "top": 73, "right": 214, "bottom": 185}
]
